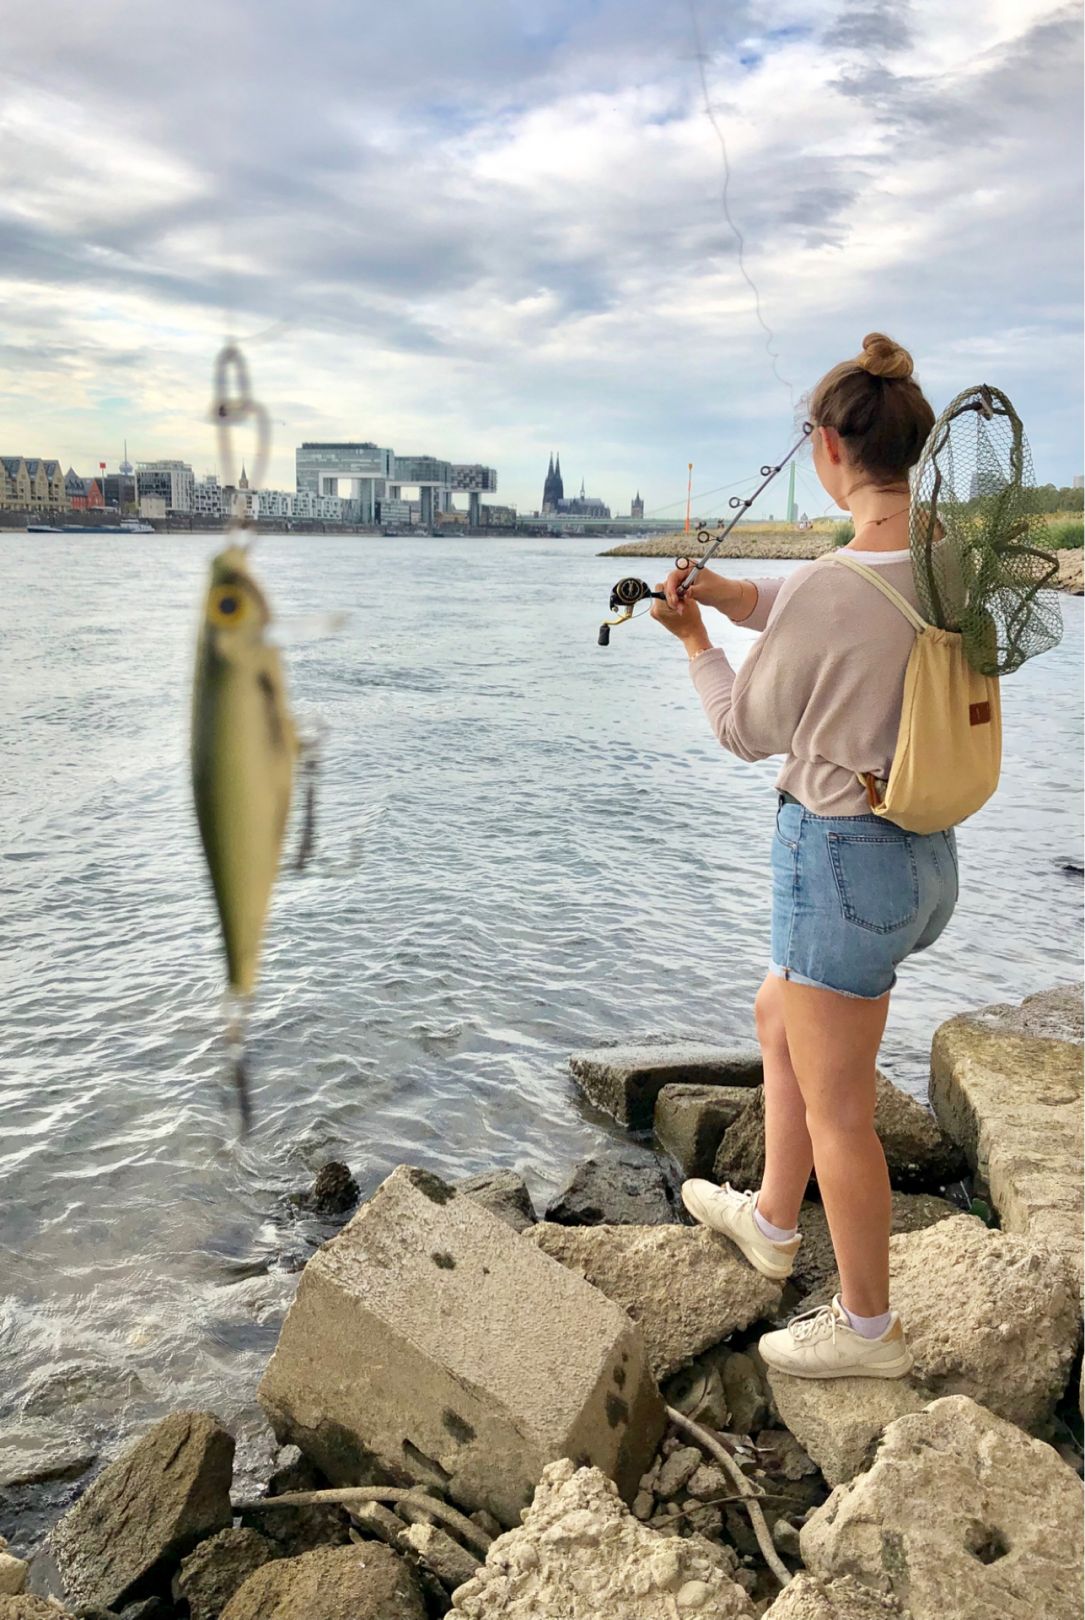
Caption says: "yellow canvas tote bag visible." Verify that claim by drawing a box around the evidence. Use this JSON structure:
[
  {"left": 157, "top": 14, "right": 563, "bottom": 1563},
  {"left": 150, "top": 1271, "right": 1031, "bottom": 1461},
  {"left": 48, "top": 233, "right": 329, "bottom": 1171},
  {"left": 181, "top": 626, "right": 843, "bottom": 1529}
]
[{"left": 834, "top": 553, "right": 1001, "bottom": 834}]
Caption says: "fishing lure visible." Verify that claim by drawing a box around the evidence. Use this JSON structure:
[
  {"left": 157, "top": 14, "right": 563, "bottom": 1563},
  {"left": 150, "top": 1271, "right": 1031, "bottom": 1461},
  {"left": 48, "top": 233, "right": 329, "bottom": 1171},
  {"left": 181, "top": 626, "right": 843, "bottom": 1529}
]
[{"left": 191, "top": 345, "right": 299, "bottom": 1130}]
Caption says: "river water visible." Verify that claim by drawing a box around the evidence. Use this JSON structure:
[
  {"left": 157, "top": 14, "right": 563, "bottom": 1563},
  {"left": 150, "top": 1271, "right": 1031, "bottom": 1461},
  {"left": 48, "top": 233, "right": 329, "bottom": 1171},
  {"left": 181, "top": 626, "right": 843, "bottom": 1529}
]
[{"left": 1, "top": 533, "right": 1081, "bottom": 1548}]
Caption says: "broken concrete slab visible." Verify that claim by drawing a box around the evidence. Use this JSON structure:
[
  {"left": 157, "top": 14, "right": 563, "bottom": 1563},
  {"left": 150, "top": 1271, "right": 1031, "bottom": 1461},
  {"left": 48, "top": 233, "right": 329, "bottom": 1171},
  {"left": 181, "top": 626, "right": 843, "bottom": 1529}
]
[
  {"left": 172, "top": 1528, "right": 278, "bottom": 1620},
  {"left": 765, "top": 1373, "right": 927, "bottom": 1487},
  {"left": 544, "top": 1156, "right": 675, "bottom": 1226},
  {"left": 800, "top": 1395, "right": 1085, "bottom": 1620},
  {"left": 454, "top": 1170, "right": 536, "bottom": 1231},
  {"left": 569, "top": 1041, "right": 762, "bottom": 1131},
  {"left": 714, "top": 1077, "right": 965, "bottom": 1194},
  {"left": 259, "top": 1166, "right": 664, "bottom": 1527},
  {"left": 450, "top": 1459, "right": 755, "bottom": 1618},
  {"left": 0, "top": 1602, "right": 76, "bottom": 1619},
  {"left": 50, "top": 1412, "right": 234, "bottom": 1612},
  {"left": 792, "top": 1215, "right": 1079, "bottom": 1436},
  {"left": 761, "top": 1573, "right": 907, "bottom": 1619},
  {"left": 654, "top": 1085, "right": 754, "bottom": 1179},
  {"left": 885, "top": 1214, "right": 1079, "bottom": 1433},
  {"left": 219, "top": 1543, "right": 425, "bottom": 1620},
  {"left": 929, "top": 984, "right": 1084, "bottom": 1290},
  {"left": 0, "top": 1556, "right": 27, "bottom": 1598},
  {"left": 528, "top": 1222, "right": 781, "bottom": 1381},
  {"left": 791, "top": 1191, "right": 961, "bottom": 1301}
]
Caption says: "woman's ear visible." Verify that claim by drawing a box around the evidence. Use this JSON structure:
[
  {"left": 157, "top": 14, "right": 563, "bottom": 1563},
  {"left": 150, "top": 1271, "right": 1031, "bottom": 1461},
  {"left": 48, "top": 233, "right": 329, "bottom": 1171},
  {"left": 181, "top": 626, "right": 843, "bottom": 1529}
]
[{"left": 820, "top": 426, "right": 843, "bottom": 466}]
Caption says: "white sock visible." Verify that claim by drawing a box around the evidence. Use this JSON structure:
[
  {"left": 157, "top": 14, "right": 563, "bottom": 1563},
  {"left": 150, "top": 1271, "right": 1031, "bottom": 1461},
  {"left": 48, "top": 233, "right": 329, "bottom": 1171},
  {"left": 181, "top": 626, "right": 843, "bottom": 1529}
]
[
  {"left": 752, "top": 1197, "right": 797, "bottom": 1245},
  {"left": 842, "top": 1303, "right": 893, "bottom": 1339}
]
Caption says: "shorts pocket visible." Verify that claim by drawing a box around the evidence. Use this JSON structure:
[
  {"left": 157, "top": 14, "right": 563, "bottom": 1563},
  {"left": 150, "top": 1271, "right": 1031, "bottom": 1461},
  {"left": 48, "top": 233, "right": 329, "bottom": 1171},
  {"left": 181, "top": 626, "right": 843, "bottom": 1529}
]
[
  {"left": 775, "top": 801, "right": 801, "bottom": 851},
  {"left": 827, "top": 831, "right": 920, "bottom": 934}
]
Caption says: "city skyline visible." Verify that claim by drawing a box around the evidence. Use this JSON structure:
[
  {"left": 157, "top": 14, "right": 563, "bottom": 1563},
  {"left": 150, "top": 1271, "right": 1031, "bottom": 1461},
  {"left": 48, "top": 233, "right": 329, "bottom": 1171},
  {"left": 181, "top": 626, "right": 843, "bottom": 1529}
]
[{"left": 0, "top": 0, "right": 1081, "bottom": 517}]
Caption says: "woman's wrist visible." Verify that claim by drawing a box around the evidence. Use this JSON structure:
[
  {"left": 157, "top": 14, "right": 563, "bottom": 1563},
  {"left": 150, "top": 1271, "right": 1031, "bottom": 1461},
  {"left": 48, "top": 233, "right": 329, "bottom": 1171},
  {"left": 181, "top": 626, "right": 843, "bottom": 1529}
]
[{"left": 683, "top": 630, "right": 714, "bottom": 659}]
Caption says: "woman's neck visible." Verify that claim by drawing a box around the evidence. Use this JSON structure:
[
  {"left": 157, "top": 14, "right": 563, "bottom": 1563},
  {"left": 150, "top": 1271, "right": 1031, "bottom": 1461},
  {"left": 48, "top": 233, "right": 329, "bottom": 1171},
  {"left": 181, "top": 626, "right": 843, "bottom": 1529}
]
[{"left": 844, "top": 481, "right": 910, "bottom": 552}]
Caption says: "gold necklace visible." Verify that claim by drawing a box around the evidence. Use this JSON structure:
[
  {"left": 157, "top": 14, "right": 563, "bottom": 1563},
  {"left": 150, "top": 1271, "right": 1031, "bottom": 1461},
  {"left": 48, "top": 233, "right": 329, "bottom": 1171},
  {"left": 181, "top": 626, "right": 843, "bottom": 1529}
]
[{"left": 855, "top": 502, "right": 910, "bottom": 537}]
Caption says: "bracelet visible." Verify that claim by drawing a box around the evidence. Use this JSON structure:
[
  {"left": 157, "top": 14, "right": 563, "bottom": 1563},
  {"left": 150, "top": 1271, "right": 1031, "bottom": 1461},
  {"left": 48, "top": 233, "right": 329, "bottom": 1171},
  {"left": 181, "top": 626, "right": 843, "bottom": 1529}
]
[{"left": 687, "top": 644, "right": 717, "bottom": 664}]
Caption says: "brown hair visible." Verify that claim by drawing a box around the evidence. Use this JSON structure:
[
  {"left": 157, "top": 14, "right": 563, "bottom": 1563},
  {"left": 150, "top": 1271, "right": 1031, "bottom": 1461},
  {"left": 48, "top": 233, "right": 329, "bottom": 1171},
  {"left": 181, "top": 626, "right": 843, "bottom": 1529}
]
[{"left": 808, "top": 332, "right": 935, "bottom": 486}]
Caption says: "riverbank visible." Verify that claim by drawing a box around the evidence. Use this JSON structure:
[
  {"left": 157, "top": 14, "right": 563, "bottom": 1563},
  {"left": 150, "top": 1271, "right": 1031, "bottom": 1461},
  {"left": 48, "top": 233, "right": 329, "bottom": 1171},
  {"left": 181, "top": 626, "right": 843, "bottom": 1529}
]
[
  {"left": 601, "top": 529, "right": 835, "bottom": 562},
  {"left": 5, "top": 986, "right": 1081, "bottom": 1619}
]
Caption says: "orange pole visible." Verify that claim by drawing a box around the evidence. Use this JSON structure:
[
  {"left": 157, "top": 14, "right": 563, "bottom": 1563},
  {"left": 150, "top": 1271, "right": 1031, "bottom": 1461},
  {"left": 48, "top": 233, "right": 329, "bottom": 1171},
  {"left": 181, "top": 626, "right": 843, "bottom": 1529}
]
[{"left": 685, "top": 462, "right": 693, "bottom": 534}]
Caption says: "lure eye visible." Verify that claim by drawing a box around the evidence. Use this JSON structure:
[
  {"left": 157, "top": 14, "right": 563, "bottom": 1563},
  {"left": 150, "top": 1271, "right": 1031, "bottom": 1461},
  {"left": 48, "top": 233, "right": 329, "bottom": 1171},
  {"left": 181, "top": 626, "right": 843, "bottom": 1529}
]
[{"left": 208, "top": 585, "right": 249, "bottom": 627}]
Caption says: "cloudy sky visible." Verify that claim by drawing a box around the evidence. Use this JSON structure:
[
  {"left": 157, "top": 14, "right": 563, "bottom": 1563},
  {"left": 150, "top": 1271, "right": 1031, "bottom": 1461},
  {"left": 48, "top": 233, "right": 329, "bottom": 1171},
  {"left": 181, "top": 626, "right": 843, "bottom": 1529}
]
[{"left": 1, "top": 0, "right": 1081, "bottom": 518}]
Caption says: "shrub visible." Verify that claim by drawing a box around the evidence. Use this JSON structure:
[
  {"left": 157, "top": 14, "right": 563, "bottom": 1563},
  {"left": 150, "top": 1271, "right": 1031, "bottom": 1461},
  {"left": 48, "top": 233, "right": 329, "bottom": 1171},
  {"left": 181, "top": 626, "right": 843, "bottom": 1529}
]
[
  {"left": 831, "top": 520, "right": 854, "bottom": 546},
  {"left": 1043, "top": 519, "right": 1084, "bottom": 550}
]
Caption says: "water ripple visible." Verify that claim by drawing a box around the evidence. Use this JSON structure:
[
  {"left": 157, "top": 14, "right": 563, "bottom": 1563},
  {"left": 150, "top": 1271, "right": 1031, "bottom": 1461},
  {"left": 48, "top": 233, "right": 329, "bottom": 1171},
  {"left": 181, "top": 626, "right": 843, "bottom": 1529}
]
[{"left": 0, "top": 533, "right": 1080, "bottom": 1552}]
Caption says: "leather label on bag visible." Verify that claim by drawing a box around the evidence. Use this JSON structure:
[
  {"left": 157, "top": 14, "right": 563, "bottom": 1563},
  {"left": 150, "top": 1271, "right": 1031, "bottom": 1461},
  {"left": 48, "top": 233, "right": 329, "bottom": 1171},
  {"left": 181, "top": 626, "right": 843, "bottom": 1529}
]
[{"left": 969, "top": 702, "right": 992, "bottom": 726}]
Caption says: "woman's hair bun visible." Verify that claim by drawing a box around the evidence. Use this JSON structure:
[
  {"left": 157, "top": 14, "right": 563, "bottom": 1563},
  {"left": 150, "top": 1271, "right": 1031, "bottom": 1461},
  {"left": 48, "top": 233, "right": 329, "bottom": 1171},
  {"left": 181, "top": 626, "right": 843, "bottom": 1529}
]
[{"left": 857, "top": 332, "right": 913, "bottom": 380}]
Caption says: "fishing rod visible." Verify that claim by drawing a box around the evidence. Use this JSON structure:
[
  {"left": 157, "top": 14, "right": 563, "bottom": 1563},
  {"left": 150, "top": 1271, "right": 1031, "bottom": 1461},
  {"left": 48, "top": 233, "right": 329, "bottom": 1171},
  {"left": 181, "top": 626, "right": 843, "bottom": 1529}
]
[{"left": 598, "top": 423, "right": 813, "bottom": 645}]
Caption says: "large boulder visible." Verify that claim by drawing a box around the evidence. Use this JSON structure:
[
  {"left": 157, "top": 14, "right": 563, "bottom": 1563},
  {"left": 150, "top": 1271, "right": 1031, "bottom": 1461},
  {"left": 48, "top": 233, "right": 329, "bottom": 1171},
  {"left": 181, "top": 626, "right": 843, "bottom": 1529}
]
[
  {"left": 714, "top": 1078, "right": 965, "bottom": 1194},
  {"left": 569, "top": 1041, "right": 762, "bottom": 1131},
  {"left": 258, "top": 1166, "right": 664, "bottom": 1527},
  {"left": 790, "top": 1192, "right": 960, "bottom": 1303},
  {"left": 788, "top": 1215, "right": 1078, "bottom": 1435},
  {"left": 219, "top": 1543, "right": 425, "bottom": 1620},
  {"left": 544, "top": 1156, "right": 675, "bottom": 1226},
  {"left": 761, "top": 1573, "right": 907, "bottom": 1618},
  {"left": 455, "top": 1171, "right": 536, "bottom": 1231},
  {"left": 654, "top": 1085, "right": 754, "bottom": 1179},
  {"left": 929, "top": 984, "right": 1084, "bottom": 1289},
  {"left": 173, "top": 1528, "right": 278, "bottom": 1620},
  {"left": 801, "top": 1395, "right": 1085, "bottom": 1620},
  {"left": 0, "top": 1550, "right": 27, "bottom": 1597},
  {"left": 527, "top": 1223, "right": 781, "bottom": 1381},
  {"left": 50, "top": 1412, "right": 234, "bottom": 1611},
  {"left": 0, "top": 1602, "right": 75, "bottom": 1619},
  {"left": 765, "top": 1374, "right": 927, "bottom": 1487},
  {"left": 883, "top": 1214, "right": 1078, "bottom": 1431},
  {"left": 450, "top": 1459, "right": 755, "bottom": 1618}
]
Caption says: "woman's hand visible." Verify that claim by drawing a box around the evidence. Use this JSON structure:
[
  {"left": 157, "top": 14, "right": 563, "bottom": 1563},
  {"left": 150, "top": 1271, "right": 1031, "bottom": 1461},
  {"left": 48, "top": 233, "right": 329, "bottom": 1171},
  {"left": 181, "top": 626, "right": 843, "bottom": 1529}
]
[
  {"left": 662, "top": 564, "right": 748, "bottom": 618},
  {"left": 650, "top": 585, "right": 712, "bottom": 655}
]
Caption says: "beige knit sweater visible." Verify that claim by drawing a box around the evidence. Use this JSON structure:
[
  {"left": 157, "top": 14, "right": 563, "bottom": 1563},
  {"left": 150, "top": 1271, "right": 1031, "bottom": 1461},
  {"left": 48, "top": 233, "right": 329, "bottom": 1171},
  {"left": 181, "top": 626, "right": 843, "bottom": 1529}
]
[{"left": 689, "top": 549, "right": 922, "bottom": 817}]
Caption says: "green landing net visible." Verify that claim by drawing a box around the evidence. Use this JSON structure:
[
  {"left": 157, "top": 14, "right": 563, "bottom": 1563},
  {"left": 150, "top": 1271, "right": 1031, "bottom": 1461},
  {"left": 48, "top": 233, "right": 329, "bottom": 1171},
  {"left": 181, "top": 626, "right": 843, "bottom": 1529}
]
[{"left": 909, "top": 384, "right": 1063, "bottom": 677}]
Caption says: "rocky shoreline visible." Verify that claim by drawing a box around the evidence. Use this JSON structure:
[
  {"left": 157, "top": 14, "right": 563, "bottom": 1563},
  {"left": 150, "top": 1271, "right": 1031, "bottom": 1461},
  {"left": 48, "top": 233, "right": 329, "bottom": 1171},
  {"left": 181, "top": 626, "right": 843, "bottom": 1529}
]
[
  {"left": 601, "top": 531, "right": 836, "bottom": 562},
  {"left": 1, "top": 985, "right": 1081, "bottom": 1620},
  {"left": 601, "top": 535, "right": 1085, "bottom": 597}
]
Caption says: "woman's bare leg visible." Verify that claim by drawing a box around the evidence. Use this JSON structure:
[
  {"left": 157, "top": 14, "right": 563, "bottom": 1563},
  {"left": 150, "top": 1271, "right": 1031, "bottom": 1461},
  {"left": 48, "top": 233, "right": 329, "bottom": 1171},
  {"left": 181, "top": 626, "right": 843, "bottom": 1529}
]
[
  {"left": 778, "top": 980, "right": 892, "bottom": 1318},
  {"left": 753, "top": 975, "right": 814, "bottom": 1232}
]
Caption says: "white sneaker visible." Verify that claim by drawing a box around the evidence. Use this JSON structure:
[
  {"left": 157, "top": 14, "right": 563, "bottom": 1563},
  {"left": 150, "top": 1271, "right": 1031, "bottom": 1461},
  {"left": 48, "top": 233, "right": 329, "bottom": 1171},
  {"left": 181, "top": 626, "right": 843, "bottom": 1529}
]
[
  {"left": 759, "top": 1295, "right": 913, "bottom": 1380},
  {"left": 680, "top": 1180, "right": 801, "bottom": 1281}
]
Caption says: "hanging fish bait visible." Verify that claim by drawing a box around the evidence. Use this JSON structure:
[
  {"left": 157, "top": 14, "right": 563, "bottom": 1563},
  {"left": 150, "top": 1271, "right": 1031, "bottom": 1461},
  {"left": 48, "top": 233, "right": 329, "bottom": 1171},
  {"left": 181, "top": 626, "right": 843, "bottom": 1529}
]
[{"left": 191, "top": 344, "right": 299, "bottom": 1131}]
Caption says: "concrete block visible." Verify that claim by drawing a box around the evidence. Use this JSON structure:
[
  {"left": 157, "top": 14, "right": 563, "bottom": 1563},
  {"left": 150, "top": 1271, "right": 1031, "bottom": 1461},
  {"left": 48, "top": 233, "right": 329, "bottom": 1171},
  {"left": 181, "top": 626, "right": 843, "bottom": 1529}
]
[
  {"left": 929, "top": 985, "right": 1084, "bottom": 1290},
  {"left": 569, "top": 1041, "right": 763, "bottom": 1131},
  {"left": 654, "top": 1085, "right": 753, "bottom": 1178},
  {"left": 259, "top": 1167, "right": 664, "bottom": 1527}
]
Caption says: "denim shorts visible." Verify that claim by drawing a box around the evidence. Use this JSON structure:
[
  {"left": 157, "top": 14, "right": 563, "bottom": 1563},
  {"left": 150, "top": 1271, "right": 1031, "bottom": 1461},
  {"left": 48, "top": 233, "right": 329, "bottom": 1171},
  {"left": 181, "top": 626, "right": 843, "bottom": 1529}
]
[{"left": 770, "top": 796, "right": 958, "bottom": 1000}]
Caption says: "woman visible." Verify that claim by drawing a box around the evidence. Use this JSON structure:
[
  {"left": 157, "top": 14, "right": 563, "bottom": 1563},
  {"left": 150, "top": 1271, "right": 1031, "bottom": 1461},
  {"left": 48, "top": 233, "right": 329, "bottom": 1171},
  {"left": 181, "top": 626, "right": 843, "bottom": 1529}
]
[{"left": 652, "top": 332, "right": 954, "bottom": 1380}]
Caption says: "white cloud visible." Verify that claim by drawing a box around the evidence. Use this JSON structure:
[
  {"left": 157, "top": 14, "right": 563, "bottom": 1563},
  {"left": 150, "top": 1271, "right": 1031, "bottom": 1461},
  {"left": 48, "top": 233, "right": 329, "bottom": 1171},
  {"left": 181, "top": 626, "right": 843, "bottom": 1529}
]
[{"left": 0, "top": 0, "right": 1079, "bottom": 511}]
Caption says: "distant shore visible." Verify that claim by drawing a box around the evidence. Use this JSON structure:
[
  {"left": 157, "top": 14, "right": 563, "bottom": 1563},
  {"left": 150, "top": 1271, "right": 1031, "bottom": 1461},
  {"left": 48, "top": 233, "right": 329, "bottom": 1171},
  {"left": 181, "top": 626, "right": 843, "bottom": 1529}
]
[
  {"left": 603, "top": 533, "right": 1085, "bottom": 597},
  {"left": 601, "top": 528, "right": 835, "bottom": 562}
]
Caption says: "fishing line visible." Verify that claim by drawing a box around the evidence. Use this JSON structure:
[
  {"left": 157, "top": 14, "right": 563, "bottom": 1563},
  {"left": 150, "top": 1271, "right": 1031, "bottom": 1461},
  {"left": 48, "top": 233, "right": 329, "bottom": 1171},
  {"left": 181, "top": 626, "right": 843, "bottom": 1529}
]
[{"left": 686, "top": 0, "right": 794, "bottom": 406}]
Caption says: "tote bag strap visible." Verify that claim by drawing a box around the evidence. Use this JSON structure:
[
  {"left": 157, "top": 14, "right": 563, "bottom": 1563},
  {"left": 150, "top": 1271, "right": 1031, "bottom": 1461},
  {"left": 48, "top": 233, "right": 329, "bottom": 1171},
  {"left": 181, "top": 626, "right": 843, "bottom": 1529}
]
[{"left": 832, "top": 552, "right": 928, "bottom": 633}]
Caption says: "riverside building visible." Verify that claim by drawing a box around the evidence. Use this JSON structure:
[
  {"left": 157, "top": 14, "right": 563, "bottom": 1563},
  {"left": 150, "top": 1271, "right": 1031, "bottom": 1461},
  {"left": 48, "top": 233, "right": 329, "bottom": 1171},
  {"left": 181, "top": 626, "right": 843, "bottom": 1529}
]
[
  {"left": 296, "top": 442, "right": 497, "bottom": 527},
  {"left": 1, "top": 457, "right": 67, "bottom": 510}
]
